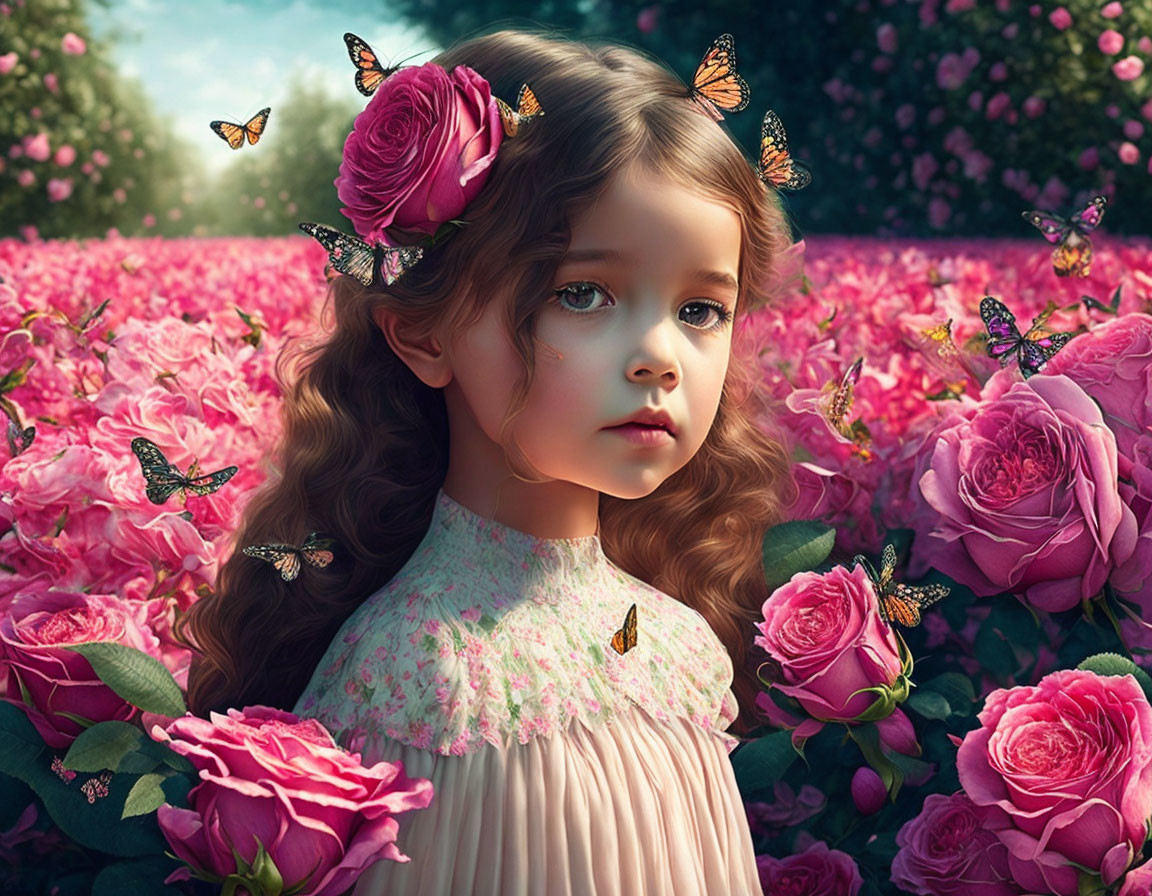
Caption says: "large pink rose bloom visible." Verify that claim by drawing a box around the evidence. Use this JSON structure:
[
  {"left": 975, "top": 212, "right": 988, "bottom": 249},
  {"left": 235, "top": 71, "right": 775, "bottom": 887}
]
[
  {"left": 336, "top": 62, "right": 503, "bottom": 240},
  {"left": 757, "top": 840, "right": 863, "bottom": 895},
  {"left": 154, "top": 706, "right": 434, "bottom": 896},
  {"left": 914, "top": 373, "right": 1137, "bottom": 611},
  {"left": 755, "top": 565, "right": 904, "bottom": 720},
  {"left": 891, "top": 792, "right": 1020, "bottom": 896},
  {"left": 0, "top": 589, "right": 163, "bottom": 747},
  {"left": 957, "top": 670, "right": 1152, "bottom": 895}
]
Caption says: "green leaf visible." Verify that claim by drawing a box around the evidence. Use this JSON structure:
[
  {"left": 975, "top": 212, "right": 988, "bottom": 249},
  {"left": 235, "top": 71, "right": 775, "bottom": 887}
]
[
  {"left": 760, "top": 520, "right": 837, "bottom": 591},
  {"left": 919, "top": 673, "right": 976, "bottom": 718},
  {"left": 92, "top": 856, "right": 184, "bottom": 896},
  {"left": 906, "top": 690, "right": 951, "bottom": 721},
  {"left": 1078, "top": 653, "right": 1152, "bottom": 706},
  {"left": 122, "top": 773, "right": 167, "bottom": 819},
  {"left": 64, "top": 721, "right": 147, "bottom": 773},
  {"left": 63, "top": 642, "right": 187, "bottom": 717},
  {"left": 731, "top": 729, "right": 798, "bottom": 795}
]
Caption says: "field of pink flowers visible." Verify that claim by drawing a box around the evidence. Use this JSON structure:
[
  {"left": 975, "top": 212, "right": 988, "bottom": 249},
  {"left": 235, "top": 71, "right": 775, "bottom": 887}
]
[{"left": 3, "top": 233, "right": 1152, "bottom": 895}]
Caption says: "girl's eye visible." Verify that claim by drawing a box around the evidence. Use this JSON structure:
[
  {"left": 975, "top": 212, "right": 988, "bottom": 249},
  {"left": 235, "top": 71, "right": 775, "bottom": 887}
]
[
  {"left": 553, "top": 282, "right": 613, "bottom": 313},
  {"left": 680, "top": 301, "right": 734, "bottom": 331}
]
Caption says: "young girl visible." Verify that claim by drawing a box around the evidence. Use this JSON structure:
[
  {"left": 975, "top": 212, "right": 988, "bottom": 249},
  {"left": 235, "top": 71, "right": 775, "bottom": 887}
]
[{"left": 182, "top": 28, "right": 796, "bottom": 894}]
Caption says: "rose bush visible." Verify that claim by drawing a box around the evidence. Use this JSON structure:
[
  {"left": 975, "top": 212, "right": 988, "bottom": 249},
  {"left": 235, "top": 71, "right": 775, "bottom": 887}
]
[
  {"left": 912, "top": 372, "right": 1138, "bottom": 611},
  {"left": 757, "top": 840, "right": 863, "bottom": 896},
  {"left": 336, "top": 62, "right": 503, "bottom": 240},
  {"left": 154, "top": 705, "right": 435, "bottom": 896},
  {"left": 0, "top": 588, "right": 163, "bottom": 747},
  {"left": 956, "top": 669, "right": 1152, "bottom": 895}
]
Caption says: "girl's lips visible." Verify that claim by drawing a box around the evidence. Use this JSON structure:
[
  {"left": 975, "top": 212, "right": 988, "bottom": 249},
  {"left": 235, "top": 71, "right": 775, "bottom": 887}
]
[{"left": 605, "top": 423, "right": 675, "bottom": 446}]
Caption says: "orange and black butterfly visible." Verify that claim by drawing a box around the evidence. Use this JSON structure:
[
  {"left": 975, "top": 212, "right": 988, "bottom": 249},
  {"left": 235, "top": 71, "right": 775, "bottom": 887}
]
[
  {"left": 610, "top": 603, "right": 638, "bottom": 655},
  {"left": 243, "top": 532, "right": 336, "bottom": 582},
  {"left": 130, "top": 437, "right": 238, "bottom": 505},
  {"left": 688, "top": 33, "right": 750, "bottom": 122},
  {"left": 343, "top": 32, "right": 403, "bottom": 96},
  {"left": 853, "top": 544, "right": 949, "bottom": 628},
  {"left": 495, "top": 84, "right": 544, "bottom": 137},
  {"left": 757, "top": 110, "right": 810, "bottom": 191},
  {"left": 209, "top": 107, "right": 270, "bottom": 150},
  {"left": 298, "top": 222, "right": 423, "bottom": 287}
]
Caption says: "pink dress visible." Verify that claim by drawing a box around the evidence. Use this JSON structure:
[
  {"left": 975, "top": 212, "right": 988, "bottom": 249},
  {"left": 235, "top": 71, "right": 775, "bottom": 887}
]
[{"left": 295, "top": 491, "right": 761, "bottom": 895}]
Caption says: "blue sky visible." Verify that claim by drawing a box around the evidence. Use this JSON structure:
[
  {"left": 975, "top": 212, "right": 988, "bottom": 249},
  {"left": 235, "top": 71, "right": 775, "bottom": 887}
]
[{"left": 88, "top": 0, "right": 438, "bottom": 172}]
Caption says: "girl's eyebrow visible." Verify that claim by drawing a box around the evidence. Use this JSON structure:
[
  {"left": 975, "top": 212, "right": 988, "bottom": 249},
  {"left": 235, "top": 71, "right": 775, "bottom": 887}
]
[{"left": 560, "top": 248, "right": 739, "bottom": 293}]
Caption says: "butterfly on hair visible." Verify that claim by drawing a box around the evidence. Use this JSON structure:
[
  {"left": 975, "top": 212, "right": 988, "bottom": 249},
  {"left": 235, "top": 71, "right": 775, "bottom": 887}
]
[
  {"left": 687, "top": 33, "right": 750, "bottom": 122},
  {"left": 1022, "top": 195, "right": 1107, "bottom": 277},
  {"left": 978, "top": 296, "right": 1073, "bottom": 378},
  {"left": 130, "top": 437, "right": 239, "bottom": 505},
  {"left": 757, "top": 110, "right": 810, "bottom": 192},
  {"left": 298, "top": 222, "right": 423, "bottom": 287},
  {"left": 494, "top": 83, "right": 544, "bottom": 137},
  {"left": 243, "top": 532, "right": 337, "bottom": 582},
  {"left": 209, "top": 107, "right": 270, "bottom": 150},
  {"left": 852, "top": 544, "right": 949, "bottom": 628},
  {"left": 343, "top": 33, "right": 420, "bottom": 96},
  {"left": 610, "top": 603, "right": 638, "bottom": 655}
]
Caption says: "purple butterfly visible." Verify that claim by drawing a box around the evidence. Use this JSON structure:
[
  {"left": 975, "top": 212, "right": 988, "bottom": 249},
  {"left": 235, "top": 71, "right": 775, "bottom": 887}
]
[
  {"left": 1022, "top": 195, "right": 1107, "bottom": 277},
  {"left": 979, "top": 296, "right": 1071, "bottom": 378}
]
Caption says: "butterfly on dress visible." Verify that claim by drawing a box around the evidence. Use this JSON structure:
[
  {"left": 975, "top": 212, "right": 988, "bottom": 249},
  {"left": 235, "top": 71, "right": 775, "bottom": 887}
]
[
  {"left": 757, "top": 110, "right": 811, "bottom": 192},
  {"left": 1022, "top": 195, "right": 1107, "bottom": 278},
  {"left": 130, "top": 437, "right": 239, "bottom": 505},
  {"left": 610, "top": 603, "right": 638, "bottom": 655},
  {"left": 852, "top": 544, "right": 949, "bottom": 628},
  {"left": 343, "top": 32, "right": 408, "bottom": 96},
  {"left": 495, "top": 84, "right": 544, "bottom": 137},
  {"left": 242, "top": 532, "right": 336, "bottom": 581},
  {"left": 687, "top": 33, "right": 750, "bottom": 122},
  {"left": 209, "top": 107, "right": 271, "bottom": 150},
  {"left": 298, "top": 222, "right": 423, "bottom": 287},
  {"left": 979, "top": 296, "right": 1072, "bottom": 378}
]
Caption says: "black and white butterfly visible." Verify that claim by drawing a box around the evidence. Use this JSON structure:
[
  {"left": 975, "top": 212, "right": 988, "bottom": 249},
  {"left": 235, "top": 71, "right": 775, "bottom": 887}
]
[
  {"left": 6, "top": 417, "right": 34, "bottom": 457},
  {"left": 852, "top": 544, "right": 949, "bottom": 628},
  {"left": 298, "top": 222, "right": 423, "bottom": 287},
  {"left": 242, "top": 532, "right": 336, "bottom": 581},
  {"left": 979, "top": 296, "right": 1072, "bottom": 378},
  {"left": 130, "top": 437, "right": 238, "bottom": 505}
]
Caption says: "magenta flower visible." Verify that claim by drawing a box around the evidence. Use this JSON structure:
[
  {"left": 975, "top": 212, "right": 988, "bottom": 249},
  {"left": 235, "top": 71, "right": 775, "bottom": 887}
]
[
  {"left": 635, "top": 5, "right": 659, "bottom": 33},
  {"left": 1099, "top": 29, "right": 1125, "bottom": 54},
  {"left": 53, "top": 144, "right": 74, "bottom": 166},
  {"left": 0, "top": 51, "right": 16, "bottom": 74},
  {"left": 23, "top": 133, "right": 49, "bottom": 162},
  {"left": 1079, "top": 146, "right": 1101, "bottom": 169},
  {"left": 1113, "top": 55, "right": 1145, "bottom": 80},
  {"left": 1022, "top": 96, "right": 1046, "bottom": 117},
  {"left": 1102, "top": 1, "right": 1123, "bottom": 16},
  {"left": 1049, "top": 6, "right": 1072, "bottom": 29},
  {"left": 60, "top": 32, "right": 86, "bottom": 55},
  {"left": 1125, "top": 119, "right": 1145, "bottom": 139},
  {"left": 1118, "top": 142, "right": 1141, "bottom": 164},
  {"left": 46, "top": 177, "right": 73, "bottom": 202},
  {"left": 876, "top": 23, "right": 898, "bottom": 54}
]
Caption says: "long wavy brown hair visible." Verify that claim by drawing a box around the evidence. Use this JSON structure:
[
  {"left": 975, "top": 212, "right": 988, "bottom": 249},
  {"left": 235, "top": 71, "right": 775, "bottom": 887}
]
[{"left": 181, "top": 29, "right": 797, "bottom": 736}]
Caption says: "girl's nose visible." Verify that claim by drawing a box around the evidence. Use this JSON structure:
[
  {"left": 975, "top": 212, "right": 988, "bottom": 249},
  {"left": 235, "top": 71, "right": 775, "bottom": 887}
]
[{"left": 625, "top": 321, "right": 681, "bottom": 387}]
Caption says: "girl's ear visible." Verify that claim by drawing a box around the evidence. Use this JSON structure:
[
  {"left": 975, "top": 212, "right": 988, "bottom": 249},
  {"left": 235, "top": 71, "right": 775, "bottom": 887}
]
[{"left": 373, "top": 306, "right": 453, "bottom": 388}]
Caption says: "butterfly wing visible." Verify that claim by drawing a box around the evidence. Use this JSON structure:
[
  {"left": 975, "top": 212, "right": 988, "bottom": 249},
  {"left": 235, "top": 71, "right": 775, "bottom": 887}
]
[
  {"left": 758, "top": 110, "right": 811, "bottom": 191},
  {"left": 879, "top": 582, "right": 949, "bottom": 627},
  {"left": 495, "top": 83, "right": 544, "bottom": 137},
  {"left": 690, "top": 34, "right": 750, "bottom": 120},
  {"left": 243, "top": 543, "right": 303, "bottom": 582},
  {"left": 183, "top": 464, "right": 239, "bottom": 497},
  {"left": 610, "top": 603, "right": 638, "bottom": 655},
  {"left": 210, "top": 119, "right": 247, "bottom": 150},
  {"left": 495, "top": 96, "right": 519, "bottom": 137},
  {"left": 979, "top": 296, "right": 1025, "bottom": 365},
  {"left": 299, "top": 533, "right": 336, "bottom": 570},
  {"left": 6, "top": 419, "right": 34, "bottom": 457},
  {"left": 298, "top": 222, "right": 378, "bottom": 286},
  {"left": 1051, "top": 236, "right": 1093, "bottom": 278},
  {"left": 243, "top": 107, "right": 271, "bottom": 145},
  {"left": 1022, "top": 210, "right": 1072, "bottom": 245},
  {"left": 877, "top": 544, "right": 896, "bottom": 594},
  {"left": 1070, "top": 195, "right": 1107, "bottom": 235},
  {"left": 344, "top": 32, "right": 390, "bottom": 96},
  {"left": 377, "top": 246, "right": 424, "bottom": 286},
  {"left": 131, "top": 437, "right": 190, "bottom": 504}
]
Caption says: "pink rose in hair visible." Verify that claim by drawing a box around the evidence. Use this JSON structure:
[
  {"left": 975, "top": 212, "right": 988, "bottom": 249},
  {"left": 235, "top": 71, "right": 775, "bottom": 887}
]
[
  {"left": 957, "top": 670, "right": 1152, "bottom": 895},
  {"left": 757, "top": 841, "right": 863, "bottom": 896},
  {"left": 155, "top": 706, "right": 434, "bottom": 895},
  {"left": 912, "top": 372, "right": 1137, "bottom": 611},
  {"left": 891, "top": 792, "right": 1019, "bottom": 896},
  {"left": 754, "top": 565, "right": 905, "bottom": 722},
  {"left": 0, "top": 589, "right": 164, "bottom": 747},
  {"left": 337, "top": 62, "right": 503, "bottom": 240}
]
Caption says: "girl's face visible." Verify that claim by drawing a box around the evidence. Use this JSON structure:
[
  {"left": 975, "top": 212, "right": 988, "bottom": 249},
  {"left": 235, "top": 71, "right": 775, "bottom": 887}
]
[{"left": 441, "top": 163, "right": 742, "bottom": 504}]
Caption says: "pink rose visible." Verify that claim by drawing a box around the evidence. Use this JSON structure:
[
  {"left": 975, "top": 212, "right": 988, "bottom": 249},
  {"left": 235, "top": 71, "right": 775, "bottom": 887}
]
[
  {"left": 60, "top": 32, "right": 86, "bottom": 55},
  {"left": 0, "top": 589, "right": 163, "bottom": 747},
  {"left": 53, "top": 144, "right": 75, "bottom": 166},
  {"left": 46, "top": 177, "right": 72, "bottom": 202},
  {"left": 1114, "top": 56, "right": 1145, "bottom": 80},
  {"left": 757, "top": 841, "right": 863, "bottom": 896},
  {"left": 913, "top": 374, "right": 1138, "bottom": 611},
  {"left": 850, "top": 766, "right": 886, "bottom": 815},
  {"left": 1099, "top": 29, "right": 1125, "bottom": 54},
  {"left": 0, "top": 52, "right": 16, "bottom": 75},
  {"left": 336, "top": 62, "right": 503, "bottom": 240},
  {"left": 1049, "top": 7, "right": 1072, "bottom": 29},
  {"left": 1120, "top": 861, "right": 1152, "bottom": 896},
  {"left": 154, "top": 706, "right": 435, "bottom": 896},
  {"left": 892, "top": 792, "right": 1019, "bottom": 896},
  {"left": 755, "top": 565, "right": 905, "bottom": 721},
  {"left": 877, "top": 23, "right": 898, "bottom": 54},
  {"left": 1102, "top": 1, "right": 1123, "bottom": 16},
  {"left": 1119, "top": 141, "right": 1141, "bottom": 164},
  {"left": 22, "top": 133, "right": 49, "bottom": 162},
  {"left": 957, "top": 670, "right": 1152, "bottom": 895}
]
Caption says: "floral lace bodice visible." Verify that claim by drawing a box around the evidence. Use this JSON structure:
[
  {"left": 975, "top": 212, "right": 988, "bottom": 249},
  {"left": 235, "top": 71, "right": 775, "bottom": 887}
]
[{"left": 295, "top": 491, "right": 740, "bottom": 756}]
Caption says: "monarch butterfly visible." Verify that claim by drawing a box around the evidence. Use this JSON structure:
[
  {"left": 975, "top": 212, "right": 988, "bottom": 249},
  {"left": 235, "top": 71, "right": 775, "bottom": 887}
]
[
  {"left": 343, "top": 32, "right": 403, "bottom": 96},
  {"left": 853, "top": 544, "right": 949, "bottom": 628},
  {"left": 495, "top": 83, "right": 544, "bottom": 137},
  {"left": 688, "top": 33, "right": 750, "bottom": 122},
  {"left": 209, "top": 107, "right": 270, "bottom": 150},
  {"left": 757, "top": 110, "right": 811, "bottom": 191},
  {"left": 1022, "top": 195, "right": 1107, "bottom": 277},
  {"left": 979, "top": 296, "right": 1072, "bottom": 378},
  {"left": 130, "top": 437, "right": 238, "bottom": 505},
  {"left": 242, "top": 532, "right": 336, "bottom": 582},
  {"left": 298, "top": 222, "right": 423, "bottom": 287},
  {"left": 610, "top": 603, "right": 638, "bottom": 655}
]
